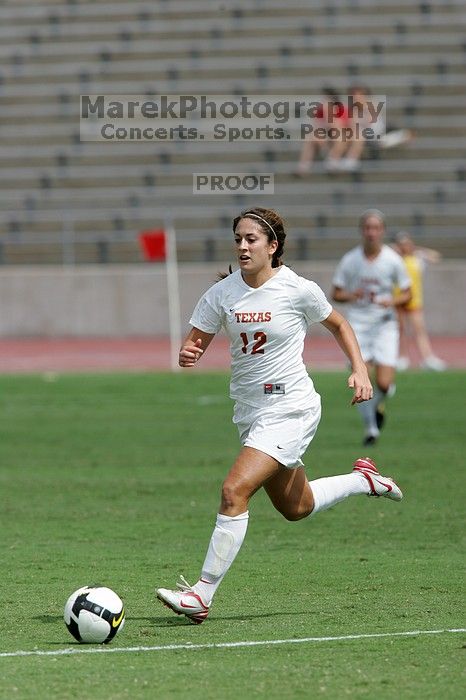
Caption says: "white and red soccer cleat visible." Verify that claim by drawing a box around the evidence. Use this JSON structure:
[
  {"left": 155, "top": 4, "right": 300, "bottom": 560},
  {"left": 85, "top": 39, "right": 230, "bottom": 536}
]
[
  {"left": 353, "top": 457, "right": 403, "bottom": 501},
  {"left": 156, "top": 575, "right": 209, "bottom": 624}
]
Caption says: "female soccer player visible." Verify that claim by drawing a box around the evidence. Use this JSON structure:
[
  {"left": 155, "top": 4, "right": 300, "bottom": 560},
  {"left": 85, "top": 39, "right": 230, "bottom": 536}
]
[
  {"left": 157, "top": 207, "right": 402, "bottom": 624},
  {"left": 394, "top": 231, "right": 446, "bottom": 371},
  {"left": 331, "top": 210, "right": 412, "bottom": 445}
]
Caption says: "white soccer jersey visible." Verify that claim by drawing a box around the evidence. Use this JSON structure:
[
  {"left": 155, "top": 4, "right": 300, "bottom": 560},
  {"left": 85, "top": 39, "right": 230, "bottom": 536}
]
[
  {"left": 332, "top": 244, "right": 411, "bottom": 328},
  {"left": 189, "top": 266, "right": 333, "bottom": 409}
]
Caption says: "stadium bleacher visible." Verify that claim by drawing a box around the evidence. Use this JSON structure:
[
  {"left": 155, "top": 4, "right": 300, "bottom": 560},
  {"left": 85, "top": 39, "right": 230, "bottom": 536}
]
[{"left": 0, "top": 0, "right": 465, "bottom": 263}]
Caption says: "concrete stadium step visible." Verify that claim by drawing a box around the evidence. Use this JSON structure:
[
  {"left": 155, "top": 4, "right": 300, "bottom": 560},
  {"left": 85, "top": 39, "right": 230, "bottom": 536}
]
[
  {"left": 0, "top": 30, "right": 463, "bottom": 63},
  {"left": 0, "top": 8, "right": 462, "bottom": 43},
  {"left": 2, "top": 82, "right": 464, "bottom": 110},
  {"left": 1, "top": 177, "right": 461, "bottom": 201},
  {"left": 2, "top": 49, "right": 465, "bottom": 84},
  {"left": 1, "top": 0, "right": 463, "bottom": 23},
  {"left": 1, "top": 93, "right": 463, "bottom": 122},
  {"left": 1, "top": 233, "right": 464, "bottom": 266},
  {"left": 1, "top": 73, "right": 464, "bottom": 100},
  {"left": 2, "top": 203, "right": 465, "bottom": 235},
  {"left": 1, "top": 133, "right": 464, "bottom": 164}
]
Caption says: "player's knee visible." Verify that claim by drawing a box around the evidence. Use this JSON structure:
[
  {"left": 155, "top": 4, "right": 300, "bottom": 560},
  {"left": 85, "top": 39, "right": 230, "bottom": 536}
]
[
  {"left": 220, "top": 481, "right": 247, "bottom": 511},
  {"left": 282, "top": 510, "right": 304, "bottom": 521},
  {"left": 377, "top": 382, "right": 391, "bottom": 394},
  {"left": 281, "top": 502, "right": 313, "bottom": 521}
]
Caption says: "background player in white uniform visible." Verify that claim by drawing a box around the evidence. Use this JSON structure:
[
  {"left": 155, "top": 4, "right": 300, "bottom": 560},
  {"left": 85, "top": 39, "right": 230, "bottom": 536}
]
[
  {"left": 157, "top": 207, "right": 403, "bottom": 624},
  {"left": 332, "top": 209, "right": 412, "bottom": 445}
]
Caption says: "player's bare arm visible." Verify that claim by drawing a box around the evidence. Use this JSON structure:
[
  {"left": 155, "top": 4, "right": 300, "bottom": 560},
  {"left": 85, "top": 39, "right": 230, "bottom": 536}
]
[
  {"left": 376, "top": 286, "right": 412, "bottom": 308},
  {"left": 331, "top": 285, "right": 365, "bottom": 303},
  {"left": 179, "top": 327, "right": 215, "bottom": 367},
  {"left": 321, "top": 309, "right": 373, "bottom": 404}
]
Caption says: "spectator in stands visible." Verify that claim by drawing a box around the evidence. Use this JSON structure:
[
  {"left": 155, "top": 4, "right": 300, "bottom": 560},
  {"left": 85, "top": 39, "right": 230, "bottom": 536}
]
[
  {"left": 393, "top": 231, "right": 447, "bottom": 371},
  {"left": 341, "top": 84, "right": 414, "bottom": 170},
  {"left": 296, "top": 87, "right": 351, "bottom": 175}
]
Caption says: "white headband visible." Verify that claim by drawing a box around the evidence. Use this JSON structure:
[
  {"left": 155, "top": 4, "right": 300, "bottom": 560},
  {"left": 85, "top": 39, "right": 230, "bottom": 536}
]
[
  {"left": 359, "top": 208, "right": 386, "bottom": 226},
  {"left": 242, "top": 212, "right": 278, "bottom": 241}
]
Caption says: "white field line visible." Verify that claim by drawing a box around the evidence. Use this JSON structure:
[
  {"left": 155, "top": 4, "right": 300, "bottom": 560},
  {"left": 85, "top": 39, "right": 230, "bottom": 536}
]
[{"left": 0, "top": 628, "right": 465, "bottom": 659}]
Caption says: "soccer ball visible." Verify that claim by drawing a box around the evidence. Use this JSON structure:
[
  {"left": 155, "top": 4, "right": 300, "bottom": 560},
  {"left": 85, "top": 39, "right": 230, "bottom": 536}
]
[{"left": 64, "top": 586, "right": 125, "bottom": 644}]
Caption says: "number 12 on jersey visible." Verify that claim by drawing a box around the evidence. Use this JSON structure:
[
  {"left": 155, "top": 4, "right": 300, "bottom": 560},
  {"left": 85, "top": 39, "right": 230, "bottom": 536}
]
[{"left": 240, "top": 331, "right": 267, "bottom": 355}]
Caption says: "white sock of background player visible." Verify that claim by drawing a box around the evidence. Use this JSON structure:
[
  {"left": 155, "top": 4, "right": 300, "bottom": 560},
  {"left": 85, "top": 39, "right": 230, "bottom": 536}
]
[{"left": 357, "top": 386, "right": 386, "bottom": 436}]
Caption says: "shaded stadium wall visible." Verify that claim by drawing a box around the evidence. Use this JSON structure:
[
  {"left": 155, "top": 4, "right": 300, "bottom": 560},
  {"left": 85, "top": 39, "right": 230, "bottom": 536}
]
[{"left": 0, "top": 262, "right": 464, "bottom": 336}]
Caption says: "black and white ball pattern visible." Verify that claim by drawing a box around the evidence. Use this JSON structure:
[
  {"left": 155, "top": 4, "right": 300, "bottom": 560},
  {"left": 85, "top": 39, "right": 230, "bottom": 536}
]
[{"left": 64, "top": 586, "right": 125, "bottom": 644}]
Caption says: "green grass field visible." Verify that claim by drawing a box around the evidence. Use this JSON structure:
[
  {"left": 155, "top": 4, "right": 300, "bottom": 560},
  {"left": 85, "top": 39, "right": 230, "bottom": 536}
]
[{"left": 0, "top": 370, "right": 465, "bottom": 699}]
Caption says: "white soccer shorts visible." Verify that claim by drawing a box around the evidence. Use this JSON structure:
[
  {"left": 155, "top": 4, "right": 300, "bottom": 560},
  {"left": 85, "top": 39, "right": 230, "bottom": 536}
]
[
  {"left": 352, "top": 319, "right": 399, "bottom": 367},
  {"left": 233, "top": 399, "right": 321, "bottom": 469}
]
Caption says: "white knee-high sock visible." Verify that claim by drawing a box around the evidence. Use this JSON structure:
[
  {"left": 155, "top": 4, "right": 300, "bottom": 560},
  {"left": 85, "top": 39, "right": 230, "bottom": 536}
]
[
  {"left": 309, "top": 472, "right": 370, "bottom": 515},
  {"left": 374, "top": 386, "right": 387, "bottom": 405},
  {"left": 357, "top": 396, "right": 379, "bottom": 436},
  {"left": 193, "top": 511, "right": 249, "bottom": 605},
  {"left": 358, "top": 385, "right": 388, "bottom": 434}
]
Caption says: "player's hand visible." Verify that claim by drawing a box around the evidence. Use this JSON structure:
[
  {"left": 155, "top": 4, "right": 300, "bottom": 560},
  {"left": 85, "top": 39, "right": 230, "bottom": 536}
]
[
  {"left": 376, "top": 298, "right": 393, "bottom": 308},
  {"left": 348, "top": 369, "right": 373, "bottom": 405},
  {"left": 179, "top": 338, "right": 204, "bottom": 367},
  {"left": 352, "top": 288, "right": 365, "bottom": 301}
]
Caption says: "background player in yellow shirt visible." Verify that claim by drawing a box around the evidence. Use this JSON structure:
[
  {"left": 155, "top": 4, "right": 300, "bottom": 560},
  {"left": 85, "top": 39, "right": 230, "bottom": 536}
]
[{"left": 395, "top": 232, "right": 447, "bottom": 371}]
